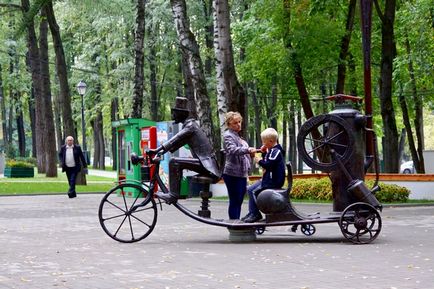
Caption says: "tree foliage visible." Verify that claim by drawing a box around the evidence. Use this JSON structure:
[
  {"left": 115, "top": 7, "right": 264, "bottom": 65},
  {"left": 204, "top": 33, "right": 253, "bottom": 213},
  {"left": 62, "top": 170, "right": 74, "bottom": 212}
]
[{"left": 0, "top": 0, "right": 433, "bottom": 173}]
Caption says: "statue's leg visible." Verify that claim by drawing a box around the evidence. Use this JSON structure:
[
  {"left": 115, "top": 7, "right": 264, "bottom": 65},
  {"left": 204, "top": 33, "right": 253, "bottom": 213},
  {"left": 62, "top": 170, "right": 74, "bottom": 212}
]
[{"left": 168, "top": 157, "right": 207, "bottom": 197}]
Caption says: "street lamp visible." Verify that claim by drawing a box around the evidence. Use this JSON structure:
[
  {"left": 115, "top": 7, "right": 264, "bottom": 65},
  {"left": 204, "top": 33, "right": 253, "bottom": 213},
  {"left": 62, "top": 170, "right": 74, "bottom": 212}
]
[{"left": 76, "top": 80, "right": 87, "bottom": 160}]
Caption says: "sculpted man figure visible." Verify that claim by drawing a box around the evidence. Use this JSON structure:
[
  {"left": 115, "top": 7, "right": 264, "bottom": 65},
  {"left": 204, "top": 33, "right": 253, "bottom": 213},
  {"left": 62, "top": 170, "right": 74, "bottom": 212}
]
[{"left": 151, "top": 97, "right": 221, "bottom": 204}]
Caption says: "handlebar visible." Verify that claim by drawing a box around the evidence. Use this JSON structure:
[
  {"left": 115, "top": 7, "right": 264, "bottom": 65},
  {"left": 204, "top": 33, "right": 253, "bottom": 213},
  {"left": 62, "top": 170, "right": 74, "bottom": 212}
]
[
  {"left": 130, "top": 151, "right": 161, "bottom": 166},
  {"left": 130, "top": 153, "right": 144, "bottom": 165}
]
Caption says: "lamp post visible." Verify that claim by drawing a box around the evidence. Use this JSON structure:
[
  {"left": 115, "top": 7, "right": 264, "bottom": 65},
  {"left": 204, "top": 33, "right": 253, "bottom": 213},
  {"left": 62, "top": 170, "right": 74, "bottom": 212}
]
[{"left": 76, "top": 80, "right": 87, "bottom": 160}]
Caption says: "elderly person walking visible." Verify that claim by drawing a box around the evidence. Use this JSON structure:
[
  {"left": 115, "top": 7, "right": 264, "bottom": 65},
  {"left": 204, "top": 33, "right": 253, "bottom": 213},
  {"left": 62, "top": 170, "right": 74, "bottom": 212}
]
[
  {"left": 222, "top": 111, "right": 257, "bottom": 220},
  {"left": 58, "top": 136, "right": 87, "bottom": 198}
]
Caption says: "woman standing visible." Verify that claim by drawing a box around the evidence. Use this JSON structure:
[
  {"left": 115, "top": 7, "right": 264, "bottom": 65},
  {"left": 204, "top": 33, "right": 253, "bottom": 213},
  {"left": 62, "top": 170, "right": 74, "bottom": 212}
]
[{"left": 222, "top": 112, "right": 257, "bottom": 219}]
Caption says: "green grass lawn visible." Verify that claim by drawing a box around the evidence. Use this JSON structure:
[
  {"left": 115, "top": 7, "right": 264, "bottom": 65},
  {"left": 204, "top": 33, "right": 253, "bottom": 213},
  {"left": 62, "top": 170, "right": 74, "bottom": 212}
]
[{"left": 0, "top": 173, "right": 116, "bottom": 195}]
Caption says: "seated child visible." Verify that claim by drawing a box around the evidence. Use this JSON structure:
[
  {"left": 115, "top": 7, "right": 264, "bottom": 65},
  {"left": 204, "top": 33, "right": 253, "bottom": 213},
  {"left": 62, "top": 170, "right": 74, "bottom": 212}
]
[{"left": 242, "top": 128, "right": 285, "bottom": 223}]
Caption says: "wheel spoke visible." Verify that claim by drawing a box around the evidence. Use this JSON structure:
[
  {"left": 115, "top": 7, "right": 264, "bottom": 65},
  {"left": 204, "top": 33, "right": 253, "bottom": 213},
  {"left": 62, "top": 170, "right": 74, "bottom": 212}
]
[
  {"left": 132, "top": 205, "right": 155, "bottom": 214},
  {"left": 105, "top": 199, "right": 127, "bottom": 213},
  {"left": 130, "top": 214, "right": 152, "bottom": 228},
  {"left": 103, "top": 212, "right": 127, "bottom": 222},
  {"left": 327, "top": 142, "right": 348, "bottom": 149},
  {"left": 325, "top": 130, "right": 345, "bottom": 142},
  {"left": 305, "top": 136, "right": 326, "bottom": 144},
  {"left": 307, "top": 142, "right": 327, "bottom": 155},
  {"left": 113, "top": 215, "right": 128, "bottom": 238},
  {"left": 127, "top": 215, "right": 135, "bottom": 240}
]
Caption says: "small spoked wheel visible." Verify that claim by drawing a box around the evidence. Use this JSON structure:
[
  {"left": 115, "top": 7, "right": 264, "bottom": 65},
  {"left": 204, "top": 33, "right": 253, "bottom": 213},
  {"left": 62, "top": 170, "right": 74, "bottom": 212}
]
[
  {"left": 339, "top": 202, "right": 382, "bottom": 244},
  {"left": 255, "top": 226, "right": 266, "bottom": 235},
  {"left": 301, "top": 224, "right": 316, "bottom": 236},
  {"left": 297, "top": 114, "right": 354, "bottom": 172},
  {"left": 98, "top": 183, "right": 158, "bottom": 243}
]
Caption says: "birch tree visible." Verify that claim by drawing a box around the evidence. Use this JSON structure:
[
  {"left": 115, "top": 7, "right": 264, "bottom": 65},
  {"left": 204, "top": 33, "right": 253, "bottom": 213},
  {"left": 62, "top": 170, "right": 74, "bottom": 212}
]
[
  {"left": 170, "top": 0, "right": 215, "bottom": 142},
  {"left": 213, "top": 0, "right": 246, "bottom": 131}
]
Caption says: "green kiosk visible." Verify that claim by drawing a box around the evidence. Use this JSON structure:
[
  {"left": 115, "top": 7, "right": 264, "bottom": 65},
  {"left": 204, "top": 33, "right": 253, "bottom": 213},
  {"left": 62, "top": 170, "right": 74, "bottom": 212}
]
[
  {"left": 112, "top": 118, "right": 156, "bottom": 197},
  {"left": 112, "top": 118, "right": 192, "bottom": 198}
]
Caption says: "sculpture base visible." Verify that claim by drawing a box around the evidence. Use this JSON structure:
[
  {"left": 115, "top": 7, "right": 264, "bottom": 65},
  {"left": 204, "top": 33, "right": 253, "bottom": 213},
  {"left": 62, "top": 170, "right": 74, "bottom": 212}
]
[{"left": 227, "top": 228, "right": 256, "bottom": 242}]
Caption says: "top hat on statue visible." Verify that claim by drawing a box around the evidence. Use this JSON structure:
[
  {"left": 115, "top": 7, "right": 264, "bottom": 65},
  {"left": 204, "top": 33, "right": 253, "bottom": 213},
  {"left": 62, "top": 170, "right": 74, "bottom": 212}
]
[{"left": 172, "top": 97, "right": 189, "bottom": 112}]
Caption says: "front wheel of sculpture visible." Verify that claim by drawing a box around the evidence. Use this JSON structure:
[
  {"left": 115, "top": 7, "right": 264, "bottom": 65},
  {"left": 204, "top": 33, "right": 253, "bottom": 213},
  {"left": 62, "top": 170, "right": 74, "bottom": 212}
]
[
  {"left": 339, "top": 202, "right": 381, "bottom": 244},
  {"left": 98, "top": 183, "right": 158, "bottom": 243}
]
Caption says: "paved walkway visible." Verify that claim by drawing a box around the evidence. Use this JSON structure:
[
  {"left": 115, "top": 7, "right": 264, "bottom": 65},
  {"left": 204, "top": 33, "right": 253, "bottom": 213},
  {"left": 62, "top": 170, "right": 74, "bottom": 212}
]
[
  {"left": 1, "top": 194, "right": 433, "bottom": 289},
  {"left": 87, "top": 168, "right": 116, "bottom": 179}
]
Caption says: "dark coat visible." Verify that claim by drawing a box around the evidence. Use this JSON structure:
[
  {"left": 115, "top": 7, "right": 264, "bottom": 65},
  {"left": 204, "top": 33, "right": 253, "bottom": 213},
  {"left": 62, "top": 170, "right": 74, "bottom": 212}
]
[
  {"left": 58, "top": 144, "right": 87, "bottom": 172},
  {"left": 258, "top": 144, "right": 285, "bottom": 189}
]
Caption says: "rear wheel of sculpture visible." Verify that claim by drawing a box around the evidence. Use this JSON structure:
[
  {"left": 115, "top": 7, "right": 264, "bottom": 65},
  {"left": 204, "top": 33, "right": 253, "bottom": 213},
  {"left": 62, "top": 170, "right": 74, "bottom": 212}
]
[
  {"left": 339, "top": 202, "right": 381, "bottom": 244},
  {"left": 98, "top": 183, "right": 158, "bottom": 243},
  {"left": 297, "top": 114, "right": 355, "bottom": 172},
  {"left": 301, "top": 224, "right": 316, "bottom": 236}
]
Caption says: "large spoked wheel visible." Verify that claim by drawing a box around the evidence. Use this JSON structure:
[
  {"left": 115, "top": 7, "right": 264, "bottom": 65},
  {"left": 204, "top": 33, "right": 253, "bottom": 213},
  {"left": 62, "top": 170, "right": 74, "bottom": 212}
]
[
  {"left": 339, "top": 202, "right": 382, "bottom": 244},
  {"left": 98, "top": 183, "right": 158, "bottom": 243},
  {"left": 297, "top": 114, "right": 355, "bottom": 172}
]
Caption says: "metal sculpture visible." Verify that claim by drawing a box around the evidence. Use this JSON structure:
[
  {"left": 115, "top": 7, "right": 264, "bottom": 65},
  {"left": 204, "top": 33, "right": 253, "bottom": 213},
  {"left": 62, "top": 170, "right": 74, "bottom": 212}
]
[{"left": 98, "top": 99, "right": 383, "bottom": 245}]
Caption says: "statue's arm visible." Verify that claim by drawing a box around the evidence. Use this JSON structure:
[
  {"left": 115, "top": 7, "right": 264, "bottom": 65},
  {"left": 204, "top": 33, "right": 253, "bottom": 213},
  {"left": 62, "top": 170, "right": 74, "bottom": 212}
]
[{"left": 162, "top": 125, "right": 193, "bottom": 153}]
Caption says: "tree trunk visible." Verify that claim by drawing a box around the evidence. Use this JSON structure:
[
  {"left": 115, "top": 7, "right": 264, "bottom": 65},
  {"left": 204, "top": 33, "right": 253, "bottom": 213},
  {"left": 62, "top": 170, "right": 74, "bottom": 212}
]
[
  {"left": 289, "top": 100, "right": 297, "bottom": 173},
  {"left": 296, "top": 105, "right": 303, "bottom": 174},
  {"left": 22, "top": 0, "right": 44, "bottom": 172},
  {"left": 111, "top": 97, "right": 119, "bottom": 171},
  {"left": 180, "top": 53, "right": 197, "bottom": 118},
  {"left": 398, "top": 86, "right": 419, "bottom": 172},
  {"left": 0, "top": 65, "right": 7, "bottom": 152},
  {"left": 52, "top": 87, "right": 63, "bottom": 151},
  {"left": 213, "top": 0, "right": 246, "bottom": 133},
  {"left": 404, "top": 35, "right": 424, "bottom": 173},
  {"left": 39, "top": 8, "right": 58, "bottom": 177},
  {"left": 348, "top": 53, "right": 358, "bottom": 95},
  {"left": 282, "top": 0, "right": 315, "bottom": 121},
  {"left": 46, "top": 0, "right": 75, "bottom": 140},
  {"left": 201, "top": 0, "right": 214, "bottom": 76},
  {"left": 16, "top": 104, "right": 26, "bottom": 157},
  {"left": 398, "top": 128, "right": 405, "bottom": 163},
  {"left": 270, "top": 80, "right": 277, "bottom": 129},
  {"left": 375, "top": 0, "right": 399, "bottom": 172},
  {"left": 7, "top": 106, "right": 13, "bottom": 150},
  {"left": 335, "top": 0, "right": 357, "bottom": 94},
  {"left": 282, "top": 110, "right": 288, "bottom": 160},
  {"left": 131, "top": 0, "right": 146, "bottom": 118},
  {"left": 91, "top": 119, "right": 99, "bottom": 168},
  {"left": 92, "top": 80, "right": 105, "bottom": 170},
  {"left": 171, "top": 0, "right": 215, "bottom": 143},
  {"left": 252, "top": 86, "right": 261, "bottom": 148},
  {"left": 96, "top": 111, "right": 105, "bottom": 170},
  {"left": 28, "top": 86, "right": 36, "bottom": 158},
  {"left": 149, "top": 26, "right": 158, "bottom": 121}
]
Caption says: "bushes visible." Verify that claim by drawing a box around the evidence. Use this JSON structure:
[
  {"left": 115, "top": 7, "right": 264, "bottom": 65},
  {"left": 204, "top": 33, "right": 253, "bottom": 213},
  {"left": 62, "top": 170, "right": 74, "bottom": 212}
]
[
  {"left": 5, "top": 159, "right": 34, "bottom": 168},
  {"left": 291, "top": 178, "right": 333, "bottom": 200},
  {"left": 291, "top": 177, "right": 410, "bottom": 203},
  {"left": 366, "top": 181, "right": 410, "bottom": 203},
  {"left": 4, "top": 159, "right": 35, "bottom": 178}
]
